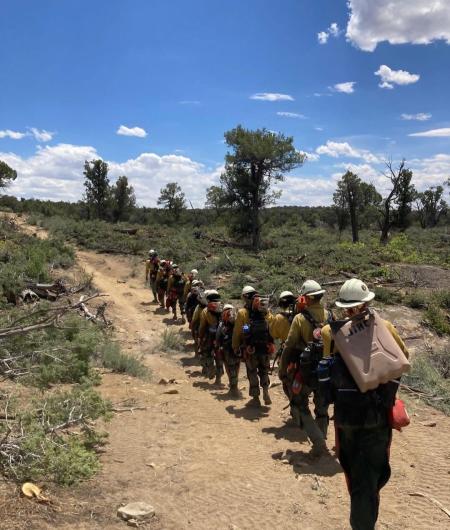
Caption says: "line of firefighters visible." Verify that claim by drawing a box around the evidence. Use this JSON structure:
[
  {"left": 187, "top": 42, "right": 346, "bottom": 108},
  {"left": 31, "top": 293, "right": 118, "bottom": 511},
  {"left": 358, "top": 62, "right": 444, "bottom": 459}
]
[{"left": 145, "top": 249, "right": 410, "bottom": 530}]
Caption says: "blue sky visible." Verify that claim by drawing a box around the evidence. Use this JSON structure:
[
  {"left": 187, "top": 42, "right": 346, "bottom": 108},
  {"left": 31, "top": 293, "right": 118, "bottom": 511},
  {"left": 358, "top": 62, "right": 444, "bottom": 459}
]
[{"left": 1, "top": 0, "right": 450, "bottom": 206}]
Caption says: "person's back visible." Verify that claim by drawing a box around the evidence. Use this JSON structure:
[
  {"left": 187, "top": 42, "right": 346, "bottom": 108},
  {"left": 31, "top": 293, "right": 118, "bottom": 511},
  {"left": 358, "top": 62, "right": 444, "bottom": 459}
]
[{"left": 322, "top": 279, "right": 409, "bottom": 530}]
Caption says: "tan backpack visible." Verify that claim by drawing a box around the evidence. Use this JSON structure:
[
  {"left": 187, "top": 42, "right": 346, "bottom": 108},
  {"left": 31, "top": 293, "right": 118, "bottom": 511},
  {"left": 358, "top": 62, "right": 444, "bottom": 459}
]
[{"left": 331, "top": 310, "right": 410, "bottom": 393}]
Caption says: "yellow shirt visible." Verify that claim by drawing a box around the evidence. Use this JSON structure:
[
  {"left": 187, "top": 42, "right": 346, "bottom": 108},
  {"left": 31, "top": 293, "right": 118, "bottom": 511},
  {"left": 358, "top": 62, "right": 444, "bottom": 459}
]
[
  {"left": 231, "top": 307, "right": 273, "bottom": 352},
  {"left": 183, "top": 278, "right": 192, "bottom": 299},
  {"left": 321, "top": 318, "right": 409, "bottom": 358},
  {"left": 198, "top": 308, "right": 220, "bottom": 339},
  {"left": 191, "top": 304, "right": 204, "bottom": 333},
  {"left": 280, "top": 302, "right": 329, "bottom": 377},
  {"left": 269, "top": 313, "right": 292, "bottom": 342}
]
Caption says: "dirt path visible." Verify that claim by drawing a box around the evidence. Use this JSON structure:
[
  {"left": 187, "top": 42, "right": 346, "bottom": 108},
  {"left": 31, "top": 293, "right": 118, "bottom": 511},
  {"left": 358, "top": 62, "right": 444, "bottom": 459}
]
[{"left": 4, "top": 217, "right": 450, "bottom": 529}]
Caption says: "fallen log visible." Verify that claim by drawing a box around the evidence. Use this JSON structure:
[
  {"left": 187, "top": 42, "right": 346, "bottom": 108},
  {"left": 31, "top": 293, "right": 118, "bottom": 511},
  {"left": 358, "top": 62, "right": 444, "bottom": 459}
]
[{"left": 113, "top": 228, "right": 138, "bottom": 235}]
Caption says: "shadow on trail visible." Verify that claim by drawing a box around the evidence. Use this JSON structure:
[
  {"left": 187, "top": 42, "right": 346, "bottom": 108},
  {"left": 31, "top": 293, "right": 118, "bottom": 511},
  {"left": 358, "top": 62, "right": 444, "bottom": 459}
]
[
  {"left": 214, "top": 391, "right": 244, "bottom": 403},
  {"left": 180, "top": 355, "right": 201, "bottom": 367},
  {"left": 154, "top": 307, "right": 168, "bottom": 315},
  {"left": 178, "top": 330, "right": 193, "bottom": 340},
  {"left": 225, "top": 403, "right": 270, "bottom": 422},
  {"left": 283, "top": 449, "right": 343, "bottom": 478},
  {"left": 262, "top": 423, "right": 308, "bottom": 443},
  {"left": 192, "top": 380, "right": 220, "bottom": 391},
  {"left": 163, "top": 317, "right": 184, "bottom": 326}
]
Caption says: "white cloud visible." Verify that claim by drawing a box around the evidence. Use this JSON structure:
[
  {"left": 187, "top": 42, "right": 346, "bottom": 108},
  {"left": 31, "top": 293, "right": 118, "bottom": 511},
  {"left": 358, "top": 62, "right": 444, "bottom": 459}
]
[
  {"left": 401, "top": 113, "right": 431, "bottom": 121},
  {"left": 315, "top": 127, "right": 324, "bottom": 131},
  {"left": 116, "top": 125, "right": 147, "bottom": 138},
  {"left": 276, "top": 112, "right": 306, "bottom": 119},
  {"left": 298, "top": 150, "right": 320, "bottom": 162},
  {"left": 332, "top": 82, "right": 356, "bottom": 94},
  {"left": 375, "top": 65, "right": 420, "bottom": 89},
  {"left": 275, "top": 176, "right": 337, "bottom": 206},
  {"left": 409, "top": 128, "right": 450, "bottom": 138},
  {"left": 410, "top": 154, "right": 450, "bottom": 189},
  {"left": 0, "top": 129, "right": 27, "bottom": 140},
  {"left": 318, "top": 31, "right": 329, "bottom": 45},
  {"left": 29, "top": 128, "right": 54, "bottom": 142},
  {"left": 318, "top": 22, "right": 341, "bottom": 44},
  {"left": 250, "top": 93, "right": 294, "bottom": 102},
  {"left": 1, "top": 143, "right": 221, "bottom": 207},
  {"left": 346, "top": 0, "right": 450, "bottom": 52},
  {"left": 316, "top": 141, "right": 379, "bottom": 163},
  {"left": 329, "top": 23, "right": 340, "bottom": 37}
]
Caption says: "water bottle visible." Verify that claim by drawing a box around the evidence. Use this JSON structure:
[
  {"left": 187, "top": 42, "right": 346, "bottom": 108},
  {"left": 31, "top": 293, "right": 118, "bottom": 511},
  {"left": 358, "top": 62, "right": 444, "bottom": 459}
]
[{"left": 317, "top": 358, "right": 332, "bottom": 404}]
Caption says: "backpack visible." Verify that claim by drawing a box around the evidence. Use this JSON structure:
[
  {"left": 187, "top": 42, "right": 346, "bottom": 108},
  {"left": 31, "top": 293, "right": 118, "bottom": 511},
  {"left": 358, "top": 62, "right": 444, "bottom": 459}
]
[
  {"left": 330, "top": 353, "right": 398, "bottom": 429},
  {"left": 244, "top": 310, "right": 271, "bottom": 355},
  {"left": 296, "top": 310, "right": 333, "bottom": 388}
]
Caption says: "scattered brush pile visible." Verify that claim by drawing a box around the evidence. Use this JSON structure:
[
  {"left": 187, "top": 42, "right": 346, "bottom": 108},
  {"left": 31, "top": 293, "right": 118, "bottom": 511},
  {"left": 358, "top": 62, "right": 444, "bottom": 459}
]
[{"left": 0, "top": 216, "right": 148, "bottom": 486}]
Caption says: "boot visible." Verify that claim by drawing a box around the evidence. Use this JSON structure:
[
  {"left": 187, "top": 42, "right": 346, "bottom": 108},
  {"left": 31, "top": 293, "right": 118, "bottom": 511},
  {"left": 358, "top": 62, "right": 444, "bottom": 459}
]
[
  {"left": 214, "top": 374, "right": 222, "bottom": 386},
  {"left": 262, "top": 387, "right": 272, "bottom": 405},
  {"left": 228, "top": 384, "right": 241, "bottom": 398},
  {"left": 181, "top": 316, "right": 186, "bottom": 324},
  {"left": 310, "top": 440, "right": 328, "bottom": 458},
  {"left": 248, "top": 396, "right": 261, "bottom": 407},
  {"left": 290, "top": 405, "right": 301, "bottom": 427},
  {"left": 316, "top": 416, "right": 329, "bottom": 440}
]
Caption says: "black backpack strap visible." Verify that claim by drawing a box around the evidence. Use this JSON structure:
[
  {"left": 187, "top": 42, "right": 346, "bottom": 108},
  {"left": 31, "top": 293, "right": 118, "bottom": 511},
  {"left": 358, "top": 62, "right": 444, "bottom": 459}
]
[{"left": 301, "top": 310, "right": 320, "bottom": 329}]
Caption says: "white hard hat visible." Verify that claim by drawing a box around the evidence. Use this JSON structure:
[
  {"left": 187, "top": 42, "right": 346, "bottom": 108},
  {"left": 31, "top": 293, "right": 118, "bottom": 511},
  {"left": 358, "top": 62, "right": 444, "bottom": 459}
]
[
  {"left": 223, "top": 304, "right": 234, "bottom": 311},
  {"left": 279, "top": 290, "right": 294, "bottom": 299},
  {"left": 242, "top": 285, "right": 257, "bottom": 296},
  {"left": 335, "top": 278, "right": 375, "bottom": 308},
  {"left": 191, "top": 280, "right": 201, "bottom": 287},
  {"left": 191, "top": 269, "right": 198, "bottom": 276},
  {"left": 299, "top": 280, "right": 325, "bottom": 297},
  {"left": 149, "top": 249, "right": 156, "bottom": 256}
]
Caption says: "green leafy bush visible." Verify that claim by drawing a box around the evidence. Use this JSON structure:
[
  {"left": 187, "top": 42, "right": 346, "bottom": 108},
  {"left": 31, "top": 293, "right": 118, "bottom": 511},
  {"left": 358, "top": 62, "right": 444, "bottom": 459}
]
[{"left": 100, "top": 342, "right": 149, "bottom": 378}]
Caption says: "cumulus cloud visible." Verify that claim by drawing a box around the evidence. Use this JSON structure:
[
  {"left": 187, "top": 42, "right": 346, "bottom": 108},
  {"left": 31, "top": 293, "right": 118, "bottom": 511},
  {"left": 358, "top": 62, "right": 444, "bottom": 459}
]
[
  {"left": 409, "top": 128, "right": 450, "bottom": 138},
  {"left": 316, "top": 141, "right": 379, "bottom": 163},
  {"left": 332, "top": 82, "right": 356, "bottom": 94},
  {"left": 250, "top": 93, "right": 294, "bottom": 102},
  {"left": 401, "top": 113, "right": 431, "bottom": 121},
  {"left": 277, "top": 112, "right": 306, "bottom": 119},
  {"left": 346, "top": 0, "right": 450, "bottom": 52},
  {"left": 298, "top": 151, "right": 320, "bottom": 162},
  {"left": 29, "top": 128, "right": 54, "bottom": 142},
  {"left": 275, "top": 176, "right": 337, "bottom": 206},
  {"left": 0, "top": 129, "right": 27, "bottom": 140},
  {"left": 375, "top": 65, "right": 420, "bottom": 89},
  {"left": 116, "top": 125, "right": 147, "bottom": 138},
  {"left": 1, "top": 143, "right": 221, "bottom": 207},
  {"left": 318, "top": 22, "right": 341, "bottom": 44}
]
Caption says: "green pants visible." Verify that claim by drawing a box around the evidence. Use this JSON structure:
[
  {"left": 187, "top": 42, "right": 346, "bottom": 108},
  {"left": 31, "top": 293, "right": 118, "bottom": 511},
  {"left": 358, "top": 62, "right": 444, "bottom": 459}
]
[
  {"left": 149, "top": 275, "right": 157, "bottom": 299},
  {"left": 292, "top": 384, "right": 329, "bottom": 444},
  {"left": 222, "top": 347, "right": 241, "bottom": 388},
  {"left": 245, "top": 353, "right": 270, "bottom": 397},
  {"left": 336, "top": 425, "right": 392, "bottom": 530}
]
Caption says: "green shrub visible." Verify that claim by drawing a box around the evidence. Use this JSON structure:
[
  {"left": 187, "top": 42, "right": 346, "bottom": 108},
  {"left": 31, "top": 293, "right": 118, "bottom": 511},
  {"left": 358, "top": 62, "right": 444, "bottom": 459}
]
[
  {"left": 403, "top": 350, "right": 450, "bottom": 415},
  {"left": 100, "top": 342, "right": 149, "bottom": 378},
  {"left": 374, "top": 287, "right": 403, "bottom": 305},
  {"left": 404, "top": 291, "right": 427, "bottom": 309},
  {"left": 423, "top": 304, "right": 450, "bottom": 336},
  {"left": 158, "top": 329, "right": 184, "bottom": 353},
  {"left": 2, "top": 386, "right": 112, "bottom": 485}
]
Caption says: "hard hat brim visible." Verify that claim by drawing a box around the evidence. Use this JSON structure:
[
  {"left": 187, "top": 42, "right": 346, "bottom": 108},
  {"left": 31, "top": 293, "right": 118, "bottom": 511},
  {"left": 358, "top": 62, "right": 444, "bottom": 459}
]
[
  {"left": 335, "top": 291, "right": 375, "bottom": 308},
  {"left": 303, "top": 289, "right": 326, "bottom": 297}
]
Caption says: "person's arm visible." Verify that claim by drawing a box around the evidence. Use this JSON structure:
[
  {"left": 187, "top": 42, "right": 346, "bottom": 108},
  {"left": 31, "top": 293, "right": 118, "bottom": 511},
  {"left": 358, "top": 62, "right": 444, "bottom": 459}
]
[
  {"left": 232, "top": 309, "right": 245, "bottom": 353},
  {"left": 279, "top": 316, "right": 301, "bottom": 378},
  {"left": 198, "top": 309, "right": 208, "bottom": 340},
  {"left": 321, "top": 324, "right": 333, "bottom": 356},
  {"left": 385, "top": 321, "right": 409, "bottom": 359},
  {"left": 145, "top": 261, "right": 150, "bottom": 282}
]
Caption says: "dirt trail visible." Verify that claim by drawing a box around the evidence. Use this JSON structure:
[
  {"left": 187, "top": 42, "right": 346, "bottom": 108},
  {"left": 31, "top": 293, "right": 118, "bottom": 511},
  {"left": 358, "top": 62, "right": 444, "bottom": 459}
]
[{"left": 5, "top": 217, "right": 450, "bottom": 529}]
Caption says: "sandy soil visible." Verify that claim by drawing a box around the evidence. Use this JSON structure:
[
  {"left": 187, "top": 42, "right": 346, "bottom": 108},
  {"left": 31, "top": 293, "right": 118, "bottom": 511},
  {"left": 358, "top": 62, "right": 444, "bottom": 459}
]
[{"left": 1, "top": 217, "right": 450, "bottom": 529}]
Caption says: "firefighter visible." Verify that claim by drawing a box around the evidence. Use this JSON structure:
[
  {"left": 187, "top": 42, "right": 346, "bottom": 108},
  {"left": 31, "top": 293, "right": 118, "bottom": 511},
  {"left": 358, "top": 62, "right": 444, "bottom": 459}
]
[
  {"left": 281, "top": 280, "right": 332, "bottom": 456},
  {"left": 166, "top": 265, "right": 186, "bottom": 322},
  {"left": 216, "top": 304, "right": 241, "bottom": 397},
  {"left": 322, "top": 278, "right": 409, "bottom": 530},
  {"left": 198, "top": 290, "right": 223, "bottom": 382},
  {"left": 145, "top": 249, "right": 159, "bottom": 303},
  {"left": 232, "top": 286, "right": 274, "bottom": 407}
]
